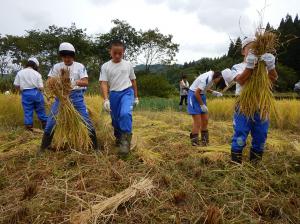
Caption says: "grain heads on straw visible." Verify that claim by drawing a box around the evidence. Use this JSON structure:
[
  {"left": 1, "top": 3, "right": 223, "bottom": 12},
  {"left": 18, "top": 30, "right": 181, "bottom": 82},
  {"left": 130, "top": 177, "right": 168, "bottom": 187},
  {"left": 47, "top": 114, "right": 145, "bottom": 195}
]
[{"left": 46, "top": 68, "right": 92, "bottom": 151}]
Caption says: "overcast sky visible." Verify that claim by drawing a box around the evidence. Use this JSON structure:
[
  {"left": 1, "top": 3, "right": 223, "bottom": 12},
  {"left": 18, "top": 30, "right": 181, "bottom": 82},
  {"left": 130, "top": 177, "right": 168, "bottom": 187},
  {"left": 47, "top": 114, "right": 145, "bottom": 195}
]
[{"left": 0, "top": 0, "right": 299, "bottom": 63}]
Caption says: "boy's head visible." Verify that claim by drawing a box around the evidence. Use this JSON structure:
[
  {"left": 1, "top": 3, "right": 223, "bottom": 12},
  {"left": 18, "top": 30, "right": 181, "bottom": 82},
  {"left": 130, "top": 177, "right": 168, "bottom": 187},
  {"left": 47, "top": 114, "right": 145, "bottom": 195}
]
[
  {"left": 213, "top": 71, "right": 226, "bottom": 89},
  {"left": 181, "top": 74, "right": 187, "bottom": 80},
  {"left": 26, "top": 57, "right": 39, "bottom": 71},
  {"left": 110, "top": 40, "right": 125, "bottom": 63},
  {"left": 59, "top": 42, "right": 75, "bottom": 66},
  {"left": 241, "top": 37, "right": 256, "bottom": 57}
]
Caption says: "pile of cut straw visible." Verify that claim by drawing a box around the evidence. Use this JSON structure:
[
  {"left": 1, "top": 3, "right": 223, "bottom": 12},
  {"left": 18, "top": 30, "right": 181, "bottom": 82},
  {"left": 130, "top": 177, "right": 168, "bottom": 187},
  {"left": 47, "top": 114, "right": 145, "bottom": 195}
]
[
  {"left": 237, "top": 30, "right": 279, "bottom": 120},
  {"left": 71, "top": 178, "right": 154, "bottom": 224},
  {"left": 46, "top": 69, "right": 92, "bottom": 151}
]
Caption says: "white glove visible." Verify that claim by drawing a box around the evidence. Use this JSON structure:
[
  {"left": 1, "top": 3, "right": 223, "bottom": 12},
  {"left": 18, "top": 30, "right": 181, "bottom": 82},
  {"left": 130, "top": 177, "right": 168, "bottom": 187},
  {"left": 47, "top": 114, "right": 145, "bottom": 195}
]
[
  {"left": 70, "top": 78, "right": 77, "bottom": 88},
  {"left": 261, "top": 53, "right": 276, "bottom": 70},
  {"left": 103, "top": 99, "right": 111, "bottom": 112},
  {"left": 212, "top": 91, "right": 223, "bottom": 97},
  {"left": 134, "top": 97, "right": 139, "bottom": 106},
  {"left": 246, "top": 52, "right": 258, "bottom": 69},
  {"left": 200, "top": 104, "right": 208, "bottom": 113}
]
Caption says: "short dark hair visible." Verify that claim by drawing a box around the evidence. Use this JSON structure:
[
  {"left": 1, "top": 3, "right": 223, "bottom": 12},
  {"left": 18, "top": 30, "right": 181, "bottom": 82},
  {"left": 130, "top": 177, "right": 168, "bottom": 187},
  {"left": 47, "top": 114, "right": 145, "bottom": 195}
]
[
  {"left": 59, "top": 50, "right": 75, "bottom": 57},
  {"left": 216, "top": 77, "right": 226, "bottom": 90},
  {"left": 181, "top": 74, "right": 187, "bottom": 80},
  {"left": 26, "top": 61, "right": 38, "bottom": 71},
  {"left": 110, "top": 40, "right": 125, "bottom": 49},
  {"left": 212, "top": 71, "right": 222, "bottom": 79}
]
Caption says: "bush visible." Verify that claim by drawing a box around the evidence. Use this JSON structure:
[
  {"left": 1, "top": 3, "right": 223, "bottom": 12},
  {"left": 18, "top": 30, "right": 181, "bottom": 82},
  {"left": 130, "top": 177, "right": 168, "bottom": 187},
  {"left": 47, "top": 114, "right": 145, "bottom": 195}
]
[
  {"left": 276, "top": 64, "right": 299, "bottom": 92},
  {"left": 0, "top": 75, "right": 15, "bottom": 93},
  {"left": 137, "top": 74, "right": 176, "bottom": 98}
]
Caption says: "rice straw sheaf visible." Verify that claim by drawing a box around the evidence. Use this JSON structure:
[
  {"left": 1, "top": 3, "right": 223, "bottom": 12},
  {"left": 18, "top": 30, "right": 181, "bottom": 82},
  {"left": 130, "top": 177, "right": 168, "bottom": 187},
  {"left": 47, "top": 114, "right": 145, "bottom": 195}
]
[
  {"left": 71, "top": 178, "right": 154, "bottom": 224},
  {"left": 237, "top": 30, "right": 279, "bottom": 121},
  {"left": 46, "top": 68, "right": 92, "bottom": 151}
]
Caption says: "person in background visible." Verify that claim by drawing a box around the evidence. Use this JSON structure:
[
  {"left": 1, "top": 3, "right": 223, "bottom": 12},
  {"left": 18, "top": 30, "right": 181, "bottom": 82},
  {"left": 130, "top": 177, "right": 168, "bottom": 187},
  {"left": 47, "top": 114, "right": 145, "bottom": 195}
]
[
  {"left": 39, "top": 42, "right": 98, "bottom": 154},
  {"left": 188, "top": 70, "right": 227, "bottom": 146},
  {"left": 179, "top": 74, "right": 189, "bottom": 111},
  {"left": 13, "top": 57, "right": 48, "bottom": 131},
  {"left": 99, "top": 40, "right": 139, "bottom": 158},
  {"left": 224, "top": 37, "right": 278, "bottom": 164}
]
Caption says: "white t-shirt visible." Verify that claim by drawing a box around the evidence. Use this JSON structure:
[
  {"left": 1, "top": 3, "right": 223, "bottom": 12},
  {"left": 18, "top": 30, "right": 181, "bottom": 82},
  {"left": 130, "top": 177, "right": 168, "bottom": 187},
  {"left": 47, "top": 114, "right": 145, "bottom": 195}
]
[
  {"left": 231, "top": 62, "right": 246, "bottom": 95},
  {"left": 14, "top": 68, "right": 43, "bottom": 91},
  {"left": 99, "top": 60, "right": 136, "bottom": 91},
  {"left": 48, "top": 62, "right": 88, "bottom": 90},
  {"left": 180, "top": 80, "right": 189, "bottom": 96},
  {"left": 189, "top": 71, "right": 214, "bottom": 94}
]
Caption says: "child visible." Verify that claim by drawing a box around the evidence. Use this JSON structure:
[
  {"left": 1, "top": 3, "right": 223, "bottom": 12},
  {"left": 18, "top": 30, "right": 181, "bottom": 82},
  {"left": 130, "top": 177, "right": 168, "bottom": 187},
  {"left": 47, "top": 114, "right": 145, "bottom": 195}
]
[
  {"left": 224, "top": 37, "right": 278, "bottom": 163},
  {"left": 39, "top": 42, "right": 98, "bottom": 153},
  {"left": 99, "top": 40, "right": 139, "bottom": 157},
  {"left": 14, "top": 57, "right": 47, "bottom": 131},
  {"left": 179, "top": 74, "right": 189, "bottom": 111},
  {"left": 188, "top": 70, "right": 227, "bottom": 146}
]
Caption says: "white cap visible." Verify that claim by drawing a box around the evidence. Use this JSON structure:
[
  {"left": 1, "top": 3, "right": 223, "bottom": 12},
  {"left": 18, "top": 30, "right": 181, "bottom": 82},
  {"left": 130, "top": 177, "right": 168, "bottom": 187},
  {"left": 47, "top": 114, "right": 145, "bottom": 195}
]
[
  {"left": 28, "top": 57, "right": 39, "bottom": 67},
  {"left": 221, "top": 68, "right": 233, "bottom": 86},
  {"left": 242, "top": 37, "right": 256, "bottom": 49},
  {"left": 59, "top": 42, "right": 75, "bottom": 53}
]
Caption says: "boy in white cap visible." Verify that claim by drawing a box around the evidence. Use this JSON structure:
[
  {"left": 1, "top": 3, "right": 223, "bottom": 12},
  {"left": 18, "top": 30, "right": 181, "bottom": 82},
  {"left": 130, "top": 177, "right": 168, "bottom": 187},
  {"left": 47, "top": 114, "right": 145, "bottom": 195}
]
[
  {"left": 99, "top": 40, "right": 139, "bottom": 158},
  {"left": 14, "top": 57, "right": 48, "bottom": 131},
  {"left": 224, "top": 37, "right": 278, "bottom": 163},
  {"left": 188, "top": 70, "right": 227, "bottom": 146},
  {"left": 39, "top": 42, "right": 98, "bottom": 153}
]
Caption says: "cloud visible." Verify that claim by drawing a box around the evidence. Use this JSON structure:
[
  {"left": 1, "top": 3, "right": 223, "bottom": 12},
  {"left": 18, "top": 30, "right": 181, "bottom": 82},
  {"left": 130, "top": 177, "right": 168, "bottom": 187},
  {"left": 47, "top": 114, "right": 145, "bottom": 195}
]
[{"left": 145, "top": 0, "right": 253, "bottom": 35}]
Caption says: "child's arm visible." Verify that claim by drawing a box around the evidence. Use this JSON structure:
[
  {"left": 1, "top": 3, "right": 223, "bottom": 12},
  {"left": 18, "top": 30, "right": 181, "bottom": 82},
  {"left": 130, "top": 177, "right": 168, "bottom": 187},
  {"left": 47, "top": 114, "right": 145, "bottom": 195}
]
[
  {"left": 100, "top": 81, "right": 109, "bottom": 100},
  {"left": 131, "top": 79, "right": 138, "bottom": 98},
  {"left": 235, "top": 68, "right": 253, "bottom": 86},
  {"left": 76, "top": 78, "right": 88, "bottom": 87},
  {"left": 268, "top": 69, "right": 278, "bottom": 83}
]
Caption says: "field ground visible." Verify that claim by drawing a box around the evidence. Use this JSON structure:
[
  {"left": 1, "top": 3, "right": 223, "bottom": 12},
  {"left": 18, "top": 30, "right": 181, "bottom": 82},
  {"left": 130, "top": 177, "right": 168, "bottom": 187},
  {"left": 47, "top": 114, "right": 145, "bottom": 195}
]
[{"left": 0, "top": 95, "right": 299, "bottom": 223}]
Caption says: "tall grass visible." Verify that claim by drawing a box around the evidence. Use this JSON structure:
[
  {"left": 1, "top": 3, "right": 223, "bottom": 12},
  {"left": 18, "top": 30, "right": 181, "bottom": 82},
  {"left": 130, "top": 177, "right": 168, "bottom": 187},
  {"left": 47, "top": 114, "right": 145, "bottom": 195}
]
[{"left": 0, "top": 94, "right": 299, "bottom": 131}]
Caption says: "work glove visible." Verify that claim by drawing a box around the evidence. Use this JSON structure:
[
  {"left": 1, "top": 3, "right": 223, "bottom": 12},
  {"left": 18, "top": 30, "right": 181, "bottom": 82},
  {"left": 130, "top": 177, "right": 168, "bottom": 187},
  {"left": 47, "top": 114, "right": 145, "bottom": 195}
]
[
  {"left": 134, "top": 97, "right": 139, "bottom": 107},
  {"left": 246, "top": 52, "right": 258, "bottom": 69},
  {"left": 261, "top": 53, "right": 276, "bottom": 70},
  {"left": 212, "top": 91, "right": 223, "bottom": 97},
  {"left": 103, "top": 99, "right": 111, "bottom": 112},
  {"left": 200, "top": 104, "right": 209, "bottom": 113}
]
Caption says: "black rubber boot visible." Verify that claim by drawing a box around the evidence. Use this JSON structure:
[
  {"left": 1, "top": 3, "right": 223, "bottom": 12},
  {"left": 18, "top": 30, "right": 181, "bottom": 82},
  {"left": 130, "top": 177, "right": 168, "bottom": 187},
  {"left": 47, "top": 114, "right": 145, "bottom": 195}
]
[
  {"left": 37, "top": 132, "right": 54, "bottom": 156},
  {"left": 190, "top": 133, "right": 199, "bottom": 146},
  {"left": 201, "top": 130, "right": 209, "bottom": 146},
  {"left": 231, "top": 152, "right": 242, "bottom": 164},
  {"left": 41, "top": 122, "right": 47, "bottom": 130},
  {"left": 118, "top": 133, "right": 132, "bottom": 158},
  {"left": 250, "top": 150, "right": 263, "bottom": 164},
  {"left": 89, "top": 129, "right": 99, "bottom": 152},
  {"left": 25, "top": 125, "right": 33, "bottom": 132}
]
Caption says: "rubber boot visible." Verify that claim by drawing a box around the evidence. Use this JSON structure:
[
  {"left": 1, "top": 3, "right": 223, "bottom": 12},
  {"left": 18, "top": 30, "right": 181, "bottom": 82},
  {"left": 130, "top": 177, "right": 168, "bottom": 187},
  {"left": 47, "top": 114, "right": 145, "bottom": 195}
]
[
  {"left": 118, "top": 133, "right": 132, "bottom": 158},
  {"left": 179, "top": 105, "right": 183, "bottom": 111},
  {"left": 190, "top": 133, "right": 199, "bottom": 146},
  {"left": 231, "top": 152, "right": 242, "bottom": 164},
  {"left": 37, "top": 132, "right": 54, "bottom": 156},
  {"left": 250, "top": 150, "right": 263, "bottom": 164},
  {"left": 41, "top": 122, "right": 47, "bottom": 130},
  {"left": 25, "top": 125, "right": 33, "bottom": 132},
  {"left": 89, "top": 129, "right": 99, "bottom": 152},
  {"left": 115, "top": 137, "right": 121, "bottom": 147},
  {"left": 201, "top": 130, "right": 209, "bottom": 146}
]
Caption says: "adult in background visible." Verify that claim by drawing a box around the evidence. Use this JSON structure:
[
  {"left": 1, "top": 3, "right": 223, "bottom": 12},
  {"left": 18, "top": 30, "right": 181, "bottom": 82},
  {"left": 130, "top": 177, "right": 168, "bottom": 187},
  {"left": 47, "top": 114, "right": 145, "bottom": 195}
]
[
  {"left": 179, "top": 74, "right": 189, "bottom": 111},
  {"left": 13, "top": 57, "right": 48, "bottom": 131}
]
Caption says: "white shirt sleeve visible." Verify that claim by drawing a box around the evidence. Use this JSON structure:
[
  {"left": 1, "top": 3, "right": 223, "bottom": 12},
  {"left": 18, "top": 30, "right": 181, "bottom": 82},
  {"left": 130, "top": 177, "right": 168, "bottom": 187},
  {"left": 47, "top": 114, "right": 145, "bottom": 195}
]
[
  {"left": 79, "top": 65, "right": 88, "bottom": 79},
  {"left": 231, "top": 65, "right": 241, "bottom": 80},
  {"left": 37, "top": 73, "right": 44, "bottom": 88},
  {"left": 48, "top": 65, "right": 59, "bottom": 77},
  {"left": 99, "top": 64, "right": 108, "bottom": 81},
  {"left": 14, "top": 73, "right": 20, "bottom": 86},
  {"left": 129, "top": 63, "right": 136, "bottom": 80}
]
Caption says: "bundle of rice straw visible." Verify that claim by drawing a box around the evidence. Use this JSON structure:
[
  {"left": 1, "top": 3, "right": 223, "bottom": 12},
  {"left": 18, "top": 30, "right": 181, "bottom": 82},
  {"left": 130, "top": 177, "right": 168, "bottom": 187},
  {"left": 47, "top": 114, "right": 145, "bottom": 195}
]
[
  {"left": 71, "top": 178, "right": 154, "bottom": 224},
  {"left": 46, "top": 68, "right": 92, "bottom": 151},
  {"left": 237, "top": 29, "right": 279, "bottom": 120}
]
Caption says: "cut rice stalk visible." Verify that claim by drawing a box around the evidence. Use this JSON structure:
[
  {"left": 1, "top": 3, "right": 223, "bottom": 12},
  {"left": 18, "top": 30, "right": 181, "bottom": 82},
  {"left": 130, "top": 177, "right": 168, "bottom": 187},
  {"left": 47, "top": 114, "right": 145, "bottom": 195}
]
[
  {"left": 237, "top": 30, "right": 279, "bottom": 121},
  {"left": 46, "top": 68, "right": 92, "bottom": 151},
  {"left": 71, "top": 178, "right": 154, "bottom": 224}
]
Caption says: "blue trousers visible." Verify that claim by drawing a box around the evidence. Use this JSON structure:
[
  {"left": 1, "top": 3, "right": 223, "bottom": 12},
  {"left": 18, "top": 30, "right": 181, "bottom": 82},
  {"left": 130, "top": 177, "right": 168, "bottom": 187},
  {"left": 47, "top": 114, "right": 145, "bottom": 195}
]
[
  {"left": 187, "top": 90, "right": 207, "bottom": 115},
  {"left": 44, "top": 90, "right": 94, "bottom": 135},
  {"left": 21, "top": 89, "right": 47, "bottom": 126},
  {"left": 231, "top": 111, "right": 269, "bottom": 154},
  {"left": 110, "top": 87, "right": 134, "bottom": 138}
]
